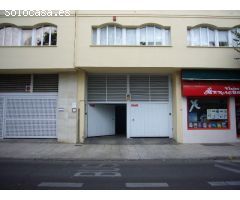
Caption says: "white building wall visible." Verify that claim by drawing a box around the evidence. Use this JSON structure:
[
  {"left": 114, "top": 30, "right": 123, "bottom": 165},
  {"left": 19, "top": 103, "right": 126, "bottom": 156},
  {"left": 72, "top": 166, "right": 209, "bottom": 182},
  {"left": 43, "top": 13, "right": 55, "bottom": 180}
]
[{"left": 182, "top": 97, "right": 239, "bottom": 143}]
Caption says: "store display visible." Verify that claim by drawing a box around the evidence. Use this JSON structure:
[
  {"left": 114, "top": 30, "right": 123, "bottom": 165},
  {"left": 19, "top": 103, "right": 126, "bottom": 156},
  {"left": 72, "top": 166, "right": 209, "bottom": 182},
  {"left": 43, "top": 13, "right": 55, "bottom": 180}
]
[{"left": 188, "top": 98, "right": 228, "bottom": 129}]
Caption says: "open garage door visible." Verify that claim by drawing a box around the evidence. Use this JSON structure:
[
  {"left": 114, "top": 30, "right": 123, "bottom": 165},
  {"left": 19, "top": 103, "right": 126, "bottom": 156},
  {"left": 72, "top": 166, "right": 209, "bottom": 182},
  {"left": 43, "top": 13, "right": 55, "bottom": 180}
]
[{"left": 87, "top": 104, "right": 115, "bottom": 137}]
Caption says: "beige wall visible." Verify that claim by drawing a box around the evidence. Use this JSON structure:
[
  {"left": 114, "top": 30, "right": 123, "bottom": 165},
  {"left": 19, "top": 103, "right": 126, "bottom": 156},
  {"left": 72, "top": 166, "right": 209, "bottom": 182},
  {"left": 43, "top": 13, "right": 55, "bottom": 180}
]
[
  {"left": 57, "top": 72, "right": 78, "bottom": 143},
  {"left": 0, "top": 16, "right": 75, "bottom": 69},
  {"left": 172, "top": 71, "right": 183, "bottom": 143},
  {"left": 77, "top": 69, "right": 87, "bottom": 143},
  {"left": 75, "top": 10, "right": 240, "bottom": 69}
]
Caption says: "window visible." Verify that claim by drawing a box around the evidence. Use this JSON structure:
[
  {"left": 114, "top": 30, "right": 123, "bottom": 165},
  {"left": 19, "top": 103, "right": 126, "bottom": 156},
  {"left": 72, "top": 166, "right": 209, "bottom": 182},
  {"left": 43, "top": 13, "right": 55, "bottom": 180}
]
[
  {"left": 232, "top": 27, "right": 240, "bottom": 47},
  {"left": 22, "top": 29, "right": 32, "bottom": 46},
  {"left": 187, "top": 98, "right": 229, "bottom": 129},
  {"left": 139, "top": 26, "right": 170, "bottom": 46},
  {"left": 188, "top": 26, "right": 240, "bottom": 47},
  {"left": 100, "top": 26, "right": 107, "bottom": 45},
  {"left": 0, "top": 28, "right": 4, "bottom": 46},
  {"left": 0, "top": 24, "right": 57, "bottom": 46},
  {"left": 126, "top": 28, "right": 136, "bottom": 45},
  {"left": 92, "top": 25, "right": 123, "bottom": 45},
  {"left": 92, "top": 28, "right": 97, "bottom": 45},
  {"left": 188, "top": 27, "right": 216, "bottom": 46},
  {"left": 218, "top": 31, "right": 228, "bottom": 46},
  {"left": 92, "top": 24, "right": 171, "bottom": 46},
  {"left": 116, "top": 27, "right": 122, "bottom": 45}
]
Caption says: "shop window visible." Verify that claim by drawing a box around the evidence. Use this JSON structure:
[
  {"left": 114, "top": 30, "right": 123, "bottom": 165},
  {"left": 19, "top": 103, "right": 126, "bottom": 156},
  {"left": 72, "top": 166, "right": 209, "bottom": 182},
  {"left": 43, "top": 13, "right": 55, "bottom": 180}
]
[{"left": 187, "top": 98, "right": 229, "bottom": 129}]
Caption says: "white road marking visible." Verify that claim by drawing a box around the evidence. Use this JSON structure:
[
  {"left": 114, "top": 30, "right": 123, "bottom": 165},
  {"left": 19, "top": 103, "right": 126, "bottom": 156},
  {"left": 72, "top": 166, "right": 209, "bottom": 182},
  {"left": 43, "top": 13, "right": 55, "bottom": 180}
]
[
  {"left": 38, "top": 182, "right": 84, "bottom": 188},
  {"left": 75, "top": 168, "right": 120, "bottom": 172},
  {"left": 74, "top": 171, "right": 121, "bottom": 177},
  {"left": 74, "top": 162, "right": 122, "bottom": 177},
  {"left": 214, "top": 164, "right": 240, "bottom": 174},
  {"left": 208, "top": 181, "right": 240, "bottom": 187},
  {"left": 226, "top": 181, "right": 240, "bottom": 186},
  {"left": 81, "top": 163, "right": 119, "bottom": 168},
  {"left": 125, "top": 182, "right": 169, "bottom": 188},
  {"left": 208, "top": 181, "right": 228, "bottom": 186},
  {"left": 215, "top": 160, "right": 240, "bottom": 167}
]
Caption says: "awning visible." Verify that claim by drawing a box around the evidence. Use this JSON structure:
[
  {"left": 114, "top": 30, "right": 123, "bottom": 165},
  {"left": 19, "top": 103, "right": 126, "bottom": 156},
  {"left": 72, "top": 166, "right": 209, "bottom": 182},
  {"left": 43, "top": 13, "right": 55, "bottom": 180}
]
[
  {"left": 182, "top": 70, "right": 240, "bottom": 81},
  {"left": 182, "top": 81, "right": 240, "bottom": 97}
]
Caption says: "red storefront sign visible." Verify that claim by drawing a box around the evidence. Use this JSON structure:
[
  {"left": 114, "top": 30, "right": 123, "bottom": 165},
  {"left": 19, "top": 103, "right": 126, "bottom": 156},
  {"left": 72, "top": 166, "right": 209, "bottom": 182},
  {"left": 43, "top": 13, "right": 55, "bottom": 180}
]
[{"left": 182, "top": 81, "right": 240, "bottom": 97}]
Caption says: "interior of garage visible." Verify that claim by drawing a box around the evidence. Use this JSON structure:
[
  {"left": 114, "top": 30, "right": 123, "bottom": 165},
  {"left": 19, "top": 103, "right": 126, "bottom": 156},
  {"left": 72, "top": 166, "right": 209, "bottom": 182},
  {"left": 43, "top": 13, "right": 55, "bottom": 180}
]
[{"left": 115, "top": 104, "right": 126, "bottom": 136}]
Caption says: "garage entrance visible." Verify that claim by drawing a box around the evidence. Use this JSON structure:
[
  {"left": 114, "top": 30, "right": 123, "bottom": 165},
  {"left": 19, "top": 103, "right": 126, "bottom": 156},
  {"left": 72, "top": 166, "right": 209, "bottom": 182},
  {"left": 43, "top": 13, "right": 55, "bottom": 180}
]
[
  {"left": 87, "top": 104, "right": 126, "bottom": 137},
  {"left": 87, "top": 74, "right": 172, "bottom": 138}
]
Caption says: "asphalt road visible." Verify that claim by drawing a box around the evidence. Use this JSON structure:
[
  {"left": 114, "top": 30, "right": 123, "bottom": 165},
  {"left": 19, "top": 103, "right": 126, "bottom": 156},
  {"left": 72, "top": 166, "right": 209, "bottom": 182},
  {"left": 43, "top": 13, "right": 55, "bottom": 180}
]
[{"left": 0, "top": 159, "right": 240, "bottom": 190}]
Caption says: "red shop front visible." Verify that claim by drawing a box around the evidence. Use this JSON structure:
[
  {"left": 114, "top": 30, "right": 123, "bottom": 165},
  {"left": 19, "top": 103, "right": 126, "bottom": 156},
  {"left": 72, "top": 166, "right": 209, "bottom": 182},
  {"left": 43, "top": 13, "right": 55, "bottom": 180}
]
[{"left": 182, "top": 80, "right": 240, "bottom": 137}]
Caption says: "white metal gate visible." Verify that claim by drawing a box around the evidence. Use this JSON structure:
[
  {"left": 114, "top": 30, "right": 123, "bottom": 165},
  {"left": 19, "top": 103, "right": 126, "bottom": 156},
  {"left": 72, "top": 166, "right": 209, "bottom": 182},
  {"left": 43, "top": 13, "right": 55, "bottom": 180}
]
[
  {"left": 128, "top": 75, "right": 172, "bottom": 138},
  {"left": 0, "top": 93, "right": 57, "bottom": 138}
]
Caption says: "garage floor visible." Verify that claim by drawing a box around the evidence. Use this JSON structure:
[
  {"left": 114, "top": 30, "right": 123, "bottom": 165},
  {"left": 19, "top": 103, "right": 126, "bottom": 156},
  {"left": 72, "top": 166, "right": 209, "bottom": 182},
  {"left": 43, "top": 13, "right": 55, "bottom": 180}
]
[{"left": 84, "top": 136, "right": 177, "bottom": 145}]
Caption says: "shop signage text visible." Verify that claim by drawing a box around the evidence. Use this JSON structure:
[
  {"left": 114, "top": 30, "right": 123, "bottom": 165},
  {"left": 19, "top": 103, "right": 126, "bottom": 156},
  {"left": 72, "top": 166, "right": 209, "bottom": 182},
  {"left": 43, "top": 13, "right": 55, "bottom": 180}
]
[{"left": 182, "top": 81, "right": 240, "bottom": 97}]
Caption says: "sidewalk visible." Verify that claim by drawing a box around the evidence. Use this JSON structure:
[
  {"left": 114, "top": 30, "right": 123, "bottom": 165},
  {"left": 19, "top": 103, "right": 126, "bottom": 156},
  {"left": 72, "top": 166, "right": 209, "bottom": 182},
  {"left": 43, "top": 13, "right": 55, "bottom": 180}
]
[{"left": 0, "top": 140, "right": 240, "bottom": 160}]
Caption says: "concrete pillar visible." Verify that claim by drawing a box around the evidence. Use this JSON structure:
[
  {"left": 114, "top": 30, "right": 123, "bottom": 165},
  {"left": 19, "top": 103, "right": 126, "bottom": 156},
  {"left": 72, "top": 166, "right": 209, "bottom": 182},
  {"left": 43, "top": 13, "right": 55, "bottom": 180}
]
[
  {"left": 77, "top": 69, "right": 87, "bottom": 143},
  {"left": 57, "top": 72, "right": 78, "bottom": 143},
  {"left": 172, "top": 71, "right": 183, "bottom": 143}
]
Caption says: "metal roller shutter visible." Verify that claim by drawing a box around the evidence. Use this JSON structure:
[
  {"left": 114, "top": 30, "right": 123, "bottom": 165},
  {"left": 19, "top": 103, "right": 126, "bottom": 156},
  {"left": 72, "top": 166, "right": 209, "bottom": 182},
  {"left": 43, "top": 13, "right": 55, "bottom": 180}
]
[{"left": 88, "top": 74, "right": 127, "bottom": 102}]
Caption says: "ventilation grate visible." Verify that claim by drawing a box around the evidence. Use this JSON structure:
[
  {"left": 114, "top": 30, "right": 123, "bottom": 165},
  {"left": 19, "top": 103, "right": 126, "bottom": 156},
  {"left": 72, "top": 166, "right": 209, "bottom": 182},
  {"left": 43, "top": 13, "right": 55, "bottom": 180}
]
[
  {"left": 33, "top": 74, "right": 59, "bottom": 92},
  {"left": 130, "top": 75, "right": 169, "bottom": 102},
  {"left": 88, "top": 74, "right": 127, "bottom": 102},
  {"left": 0, "top": 74, "right": 31, "bottom": 92}
]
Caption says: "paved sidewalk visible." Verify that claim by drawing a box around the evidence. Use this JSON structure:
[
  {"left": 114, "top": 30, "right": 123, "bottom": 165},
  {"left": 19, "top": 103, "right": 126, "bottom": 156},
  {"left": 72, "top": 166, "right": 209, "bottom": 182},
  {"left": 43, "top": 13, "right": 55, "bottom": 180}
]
[{"left": 0, "top": 140, "right": 240, "bottom": 160}]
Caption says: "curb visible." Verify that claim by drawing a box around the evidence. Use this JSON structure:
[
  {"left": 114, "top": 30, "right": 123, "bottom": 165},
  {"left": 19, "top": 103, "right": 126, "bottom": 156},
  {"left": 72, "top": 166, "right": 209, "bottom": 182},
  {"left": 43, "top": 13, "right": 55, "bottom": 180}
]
[{"left": 0, "top": 156, "right": 240, "bottom": 162}]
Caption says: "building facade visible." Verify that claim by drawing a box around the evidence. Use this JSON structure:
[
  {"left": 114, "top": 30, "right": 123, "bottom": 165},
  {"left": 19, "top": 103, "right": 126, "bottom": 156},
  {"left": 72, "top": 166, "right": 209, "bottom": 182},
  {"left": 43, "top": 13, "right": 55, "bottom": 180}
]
[{"left": 0, "top": 10, "right": 240, "bottom": 143}]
